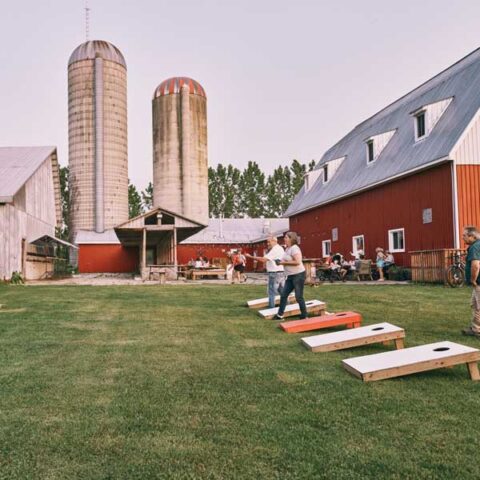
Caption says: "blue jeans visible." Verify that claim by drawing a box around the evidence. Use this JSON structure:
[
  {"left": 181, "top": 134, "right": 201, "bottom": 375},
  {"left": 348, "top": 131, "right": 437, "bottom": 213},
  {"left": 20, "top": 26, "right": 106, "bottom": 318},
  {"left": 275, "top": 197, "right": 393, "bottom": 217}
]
[
  {"left": 278, "top": 271, "right": 307, "bottom": 319},
  {"left": 268, "top": 272, "right": 285, "bottom": 308}
]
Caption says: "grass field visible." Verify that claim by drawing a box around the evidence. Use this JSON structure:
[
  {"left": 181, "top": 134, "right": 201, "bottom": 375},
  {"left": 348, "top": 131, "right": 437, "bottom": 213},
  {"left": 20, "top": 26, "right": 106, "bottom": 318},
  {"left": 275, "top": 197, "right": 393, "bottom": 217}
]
[{"left": 0, "top": 283, "right": 479, "bottom": 479}]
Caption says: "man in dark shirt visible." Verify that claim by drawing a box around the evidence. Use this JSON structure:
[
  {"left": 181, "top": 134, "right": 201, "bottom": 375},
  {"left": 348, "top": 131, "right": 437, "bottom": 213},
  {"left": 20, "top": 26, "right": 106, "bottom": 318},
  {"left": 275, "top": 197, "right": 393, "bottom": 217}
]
[{"left": 462, "top": 226, "right": 480, "bottom": 337}]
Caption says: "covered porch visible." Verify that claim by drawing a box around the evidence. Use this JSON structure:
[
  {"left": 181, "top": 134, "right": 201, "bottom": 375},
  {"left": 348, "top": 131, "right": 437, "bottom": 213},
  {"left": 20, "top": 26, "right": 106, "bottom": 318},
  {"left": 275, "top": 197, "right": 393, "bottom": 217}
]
[{"left": 114, "top": 207, "right": 205, "bottom": 280}]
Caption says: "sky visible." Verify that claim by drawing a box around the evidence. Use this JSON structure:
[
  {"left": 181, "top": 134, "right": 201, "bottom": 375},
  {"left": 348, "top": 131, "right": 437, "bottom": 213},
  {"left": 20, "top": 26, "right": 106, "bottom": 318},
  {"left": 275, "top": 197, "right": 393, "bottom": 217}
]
[{"left": 2, "top": 0, "right": 480, "bottom": 190}]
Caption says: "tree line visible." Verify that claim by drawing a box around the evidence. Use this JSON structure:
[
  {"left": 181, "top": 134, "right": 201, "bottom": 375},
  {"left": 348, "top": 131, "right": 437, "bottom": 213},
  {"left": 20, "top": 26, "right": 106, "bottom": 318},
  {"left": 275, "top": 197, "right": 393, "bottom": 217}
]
[{"left": 58, "top": 159, "right": 315, "bottom": 239}]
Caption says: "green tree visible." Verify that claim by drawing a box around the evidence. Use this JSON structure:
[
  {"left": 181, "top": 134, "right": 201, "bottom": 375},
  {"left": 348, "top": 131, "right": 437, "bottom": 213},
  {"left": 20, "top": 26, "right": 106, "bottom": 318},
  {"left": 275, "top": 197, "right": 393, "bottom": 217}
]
[
  {"left": 290, "top": 159, "right": 308, "bottom": 195},
  {"left": 141, "top": 182, "right": 154, "bottom": 211},
  {"left": 238, "top": 161, "right": 266, "bottom": 217},
  {"left": 208, "top": 164, "right": 242, "bottom": 218},
  {"left": 128, "top": 181, "right": 143, "bottom": 218},
  {"left": 57, "top": 166, "right": 70, "bottom": 240},
  {"left": 265, "top": 165, "right": 292, "bottom": 217}
]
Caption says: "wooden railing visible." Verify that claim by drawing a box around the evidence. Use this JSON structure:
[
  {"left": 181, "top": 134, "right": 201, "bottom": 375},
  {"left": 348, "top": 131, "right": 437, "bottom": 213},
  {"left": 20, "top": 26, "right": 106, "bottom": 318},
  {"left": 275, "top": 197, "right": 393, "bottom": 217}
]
[{"left": 410, "top": 249, "right": 466, "bottom": 284}]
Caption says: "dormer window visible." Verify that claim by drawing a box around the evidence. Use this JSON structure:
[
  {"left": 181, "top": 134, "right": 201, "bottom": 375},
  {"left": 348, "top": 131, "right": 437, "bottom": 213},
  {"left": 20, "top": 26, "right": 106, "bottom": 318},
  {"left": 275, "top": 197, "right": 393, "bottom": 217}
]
[
  {"left": 415, "top": 111, "right": 426, "bottom": 140},
  {"left": 367, "top": 140, "right": 375, "bottom": 163},
  {"left": 411, "top": 97, "right": 453, "bottom": 142},
  {"left": 365, "top": 130, "right": 396, "bottom": 164},
  {"left": 323, "top": 164, "right": 329, "bottom": 183}
]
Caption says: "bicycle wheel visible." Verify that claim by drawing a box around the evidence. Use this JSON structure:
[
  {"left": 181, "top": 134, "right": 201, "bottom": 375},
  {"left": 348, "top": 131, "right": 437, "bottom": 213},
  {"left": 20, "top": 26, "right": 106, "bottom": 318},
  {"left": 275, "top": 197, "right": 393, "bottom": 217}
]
[
  {"left": 317, "top": 271, "right": 327, "bottom": 282},
  {"left": 445, "top": 265, "right": 465, "bottom": 287}
]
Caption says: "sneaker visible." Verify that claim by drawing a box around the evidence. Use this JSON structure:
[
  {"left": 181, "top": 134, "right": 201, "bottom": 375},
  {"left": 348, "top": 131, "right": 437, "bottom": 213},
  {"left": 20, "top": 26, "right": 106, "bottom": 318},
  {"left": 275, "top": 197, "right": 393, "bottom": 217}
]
[
  {"left": 274, "top": 314, "right": 284, "bottom": 320},
  {"left": 461, "top": 327, "right": 480, "bottom": 338}
]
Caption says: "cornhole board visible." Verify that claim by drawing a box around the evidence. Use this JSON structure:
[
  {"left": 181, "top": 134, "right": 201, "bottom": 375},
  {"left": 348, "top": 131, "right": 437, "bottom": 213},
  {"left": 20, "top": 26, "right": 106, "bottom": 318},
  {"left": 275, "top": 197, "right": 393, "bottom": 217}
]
[
  {"left": 301, "top": 322, "right": 405, "bottom": 352},
  {"left": 343, "top": 341, "right": 480, "bottom": 382},
  {"left": 258, "top": 300, "right": 326, "bottom": 320},
  {"left": 247, "top": 293, "right": 295, "bottom": 309},
  {"left": 279, "top": 311, "right": 361, "bottom": 334}
]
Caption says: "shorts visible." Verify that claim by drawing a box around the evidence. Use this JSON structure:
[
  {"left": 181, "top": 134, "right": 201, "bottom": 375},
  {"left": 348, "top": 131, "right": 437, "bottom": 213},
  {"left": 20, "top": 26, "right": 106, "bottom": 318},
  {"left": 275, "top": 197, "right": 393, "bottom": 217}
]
[
  {"left": 376, "top": 260, "right": 385, "bottom": 268},
  {"left": 234, "top": 265, "right": 245, "bottom": 272}
]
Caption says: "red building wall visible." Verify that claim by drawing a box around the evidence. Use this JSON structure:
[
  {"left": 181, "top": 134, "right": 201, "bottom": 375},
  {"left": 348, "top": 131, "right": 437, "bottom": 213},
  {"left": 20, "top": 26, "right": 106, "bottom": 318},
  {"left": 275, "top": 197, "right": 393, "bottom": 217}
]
[
  {"left": 456, "top": 165, "right": 480, "bottom": 247},
  {"left": 289, "top": 163, "right": 455, "bottom": 266},
  {"left": 79, "top": 245, "right": 139, "bottom": 273},
  {"left": 177, "top": 243, "right": 267, "bottom": 271}
]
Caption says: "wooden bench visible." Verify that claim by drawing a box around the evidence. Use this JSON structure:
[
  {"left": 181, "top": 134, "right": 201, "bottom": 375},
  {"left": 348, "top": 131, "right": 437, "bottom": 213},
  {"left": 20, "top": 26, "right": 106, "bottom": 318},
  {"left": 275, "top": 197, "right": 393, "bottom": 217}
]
[
  {"left": 247, "top": 293, "right": 295, "bottom": 309},
  {"left": 258, "top": 300, "right": 326, "bottom": 320},
  {"left": 190, "top": 269, "right": 225, "bottom": 280},
  {"left": 301, "top": 322, "right": 405, "bottom": 352},
  {"left": 342, "top": 341, "right": 480, "bottom": 382},
  {"left": 279, "top": 311, "right": 361, "bottom": 334}
]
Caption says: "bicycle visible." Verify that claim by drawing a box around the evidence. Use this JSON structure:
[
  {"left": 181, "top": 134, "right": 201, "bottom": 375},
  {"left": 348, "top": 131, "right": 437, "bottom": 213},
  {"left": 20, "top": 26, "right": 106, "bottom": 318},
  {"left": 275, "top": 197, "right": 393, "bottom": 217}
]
[{"left": 445, "top": 252, "right": 466, "bottom": 288}]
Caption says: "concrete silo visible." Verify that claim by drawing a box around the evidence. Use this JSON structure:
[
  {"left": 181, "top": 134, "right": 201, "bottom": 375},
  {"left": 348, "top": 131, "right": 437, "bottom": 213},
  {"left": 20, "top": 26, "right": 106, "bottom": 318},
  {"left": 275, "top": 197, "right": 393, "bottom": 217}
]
[
  {"left": 152, "top": 77, "right": 208, "bottom": 225},
  {"left": 68, "top": 40, "right": 128, "bottom": 239}
]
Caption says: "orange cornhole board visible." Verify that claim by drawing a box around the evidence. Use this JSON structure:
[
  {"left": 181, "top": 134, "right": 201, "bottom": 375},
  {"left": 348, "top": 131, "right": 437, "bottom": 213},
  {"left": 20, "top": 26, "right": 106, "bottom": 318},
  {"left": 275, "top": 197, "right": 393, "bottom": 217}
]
[{"left": 279, "top": 311, "right": 362, "bottom": 334}]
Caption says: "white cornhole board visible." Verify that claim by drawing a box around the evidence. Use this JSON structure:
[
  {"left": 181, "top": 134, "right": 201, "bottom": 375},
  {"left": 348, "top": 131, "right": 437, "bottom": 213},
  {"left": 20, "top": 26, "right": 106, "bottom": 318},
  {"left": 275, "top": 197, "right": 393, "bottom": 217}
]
[
  {"left": 343, "top": 341, "right": 480, "bottom": 382},
  {"left": 258, "top": 300, "right": 326, "bottom": 320},
  {"left": 302, "top": 322, "right": 405, "bottom": 353},
  {"left": 247, "top": 293, "right": 295, "bottom": 309}
]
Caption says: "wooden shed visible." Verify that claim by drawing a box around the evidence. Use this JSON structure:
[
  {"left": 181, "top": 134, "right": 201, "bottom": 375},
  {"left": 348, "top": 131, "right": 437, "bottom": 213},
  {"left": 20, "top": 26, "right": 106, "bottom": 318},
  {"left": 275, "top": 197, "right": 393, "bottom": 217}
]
[{"left": 0, "top": 146, "right": 71, "bottom": 280}]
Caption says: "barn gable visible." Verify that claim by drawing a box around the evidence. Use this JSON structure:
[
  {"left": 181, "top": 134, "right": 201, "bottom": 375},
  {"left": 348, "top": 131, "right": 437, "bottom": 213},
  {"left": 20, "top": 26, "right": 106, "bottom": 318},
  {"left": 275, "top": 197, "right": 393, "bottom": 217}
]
[{"left": 286, "top": 47, "right": 480, "bottom": 217}]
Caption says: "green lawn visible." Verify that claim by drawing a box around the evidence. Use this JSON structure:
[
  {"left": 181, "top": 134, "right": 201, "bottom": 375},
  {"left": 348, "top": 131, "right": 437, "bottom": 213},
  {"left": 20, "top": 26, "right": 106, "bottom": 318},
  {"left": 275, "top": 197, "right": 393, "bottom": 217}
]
[{"left": 0, "top": 283, "right": 479, "bottom": 479}]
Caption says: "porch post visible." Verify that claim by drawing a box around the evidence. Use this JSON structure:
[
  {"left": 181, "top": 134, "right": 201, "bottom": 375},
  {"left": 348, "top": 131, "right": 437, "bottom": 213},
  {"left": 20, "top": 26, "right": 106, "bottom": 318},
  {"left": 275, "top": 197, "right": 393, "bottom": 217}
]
[
  {"left": 141, "top": 228, "right": 147, "bottom": 278},
  {"left": 173, "top": 227, "right": 178, "bottom": 267}
]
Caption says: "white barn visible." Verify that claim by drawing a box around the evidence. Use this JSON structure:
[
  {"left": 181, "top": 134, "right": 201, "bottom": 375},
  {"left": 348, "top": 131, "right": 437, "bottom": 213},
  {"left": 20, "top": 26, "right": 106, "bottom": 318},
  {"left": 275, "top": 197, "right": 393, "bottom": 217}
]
[{"left": 0, "top": 147, "right": 64, "bottom": 280}]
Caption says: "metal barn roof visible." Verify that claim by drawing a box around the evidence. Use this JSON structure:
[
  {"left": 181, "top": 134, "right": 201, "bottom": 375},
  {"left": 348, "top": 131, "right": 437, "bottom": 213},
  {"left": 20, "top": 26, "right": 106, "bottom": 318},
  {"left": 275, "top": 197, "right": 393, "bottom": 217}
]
[
  {"left": 75, "top": 229, "right": 121, "bottom": 245},
  {"left": 68, "top": 40, "right": 126, "bottom": 68},
  {"left": 0, "top": 146, "right": 57, "bottom": 202},
  {"left": 180, "top": 218, "right": 290, "bottom": 244},
  {"left": 285, "top": 48, "right": 480, "bottom": 217}
]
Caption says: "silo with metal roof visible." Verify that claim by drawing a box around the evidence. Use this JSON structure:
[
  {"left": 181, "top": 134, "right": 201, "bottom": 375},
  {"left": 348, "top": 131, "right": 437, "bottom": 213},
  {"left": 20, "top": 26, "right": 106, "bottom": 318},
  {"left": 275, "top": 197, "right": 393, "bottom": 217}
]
[
  {"left": 152, "top": 77, "right": 208, "bottom": 225},
  {"left": 68, "top": 40, "right": 128, "bottom": 238}
]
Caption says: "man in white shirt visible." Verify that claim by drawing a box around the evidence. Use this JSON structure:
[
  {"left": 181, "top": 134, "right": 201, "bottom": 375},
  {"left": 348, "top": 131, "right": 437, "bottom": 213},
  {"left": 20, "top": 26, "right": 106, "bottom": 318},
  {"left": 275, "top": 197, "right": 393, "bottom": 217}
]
[{"left": 246, "top": 237, "right": 285, "bottom": 308}]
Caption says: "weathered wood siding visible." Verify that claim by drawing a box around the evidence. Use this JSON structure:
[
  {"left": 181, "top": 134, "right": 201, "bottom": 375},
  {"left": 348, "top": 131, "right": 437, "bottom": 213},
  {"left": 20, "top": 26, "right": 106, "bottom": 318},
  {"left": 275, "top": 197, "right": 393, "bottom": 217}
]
[{"left": 0, "top": 153, "right": 59, "bottom": 280}]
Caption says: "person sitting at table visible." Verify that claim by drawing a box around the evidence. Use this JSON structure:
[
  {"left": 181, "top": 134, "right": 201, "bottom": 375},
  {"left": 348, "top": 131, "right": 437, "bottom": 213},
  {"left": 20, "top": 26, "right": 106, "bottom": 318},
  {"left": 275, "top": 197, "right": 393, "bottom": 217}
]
[
  {"left": 383, "top": 251, "right": 395, "bottom": 278},
  {"left": 330, "top": 253, "right": 348, "bottom": 280},
  {"left": 354, "top": 254, "right": 365, "bottom": 271},
  {"left": 194, "top": 257, "right": 203, "bottom": 268},
  {"left": 202, "top": 256, "right": 210, "bottom": 268}
]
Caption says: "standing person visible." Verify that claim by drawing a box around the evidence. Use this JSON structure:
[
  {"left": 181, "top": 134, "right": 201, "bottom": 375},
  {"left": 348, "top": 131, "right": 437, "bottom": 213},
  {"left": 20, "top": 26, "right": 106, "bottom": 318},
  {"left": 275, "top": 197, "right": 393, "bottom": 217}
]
[
  {"left": 231, "top": 249, "right": 245, "bottom": 284},
  {"left": 246, "top": 237, "right": 285, "bottom": 308},
  {"left": 375, "top": 247, "right": 386, "bottom": 281},
  {"left": 275, "top": 232, "right": 307, "bottom": 320},
  {"left": 238, "top": 248, "right": 247, "bottom": 282},
  {"left": 462, "top": 226, "right": 480, "bottom": 338}
]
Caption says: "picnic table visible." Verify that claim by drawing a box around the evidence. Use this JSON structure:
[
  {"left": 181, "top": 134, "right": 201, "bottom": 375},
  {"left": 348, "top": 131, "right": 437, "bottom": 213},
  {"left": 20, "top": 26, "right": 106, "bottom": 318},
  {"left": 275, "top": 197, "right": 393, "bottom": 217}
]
[{"left": 188, "top": 267, "right": 226, "bottom": 280}]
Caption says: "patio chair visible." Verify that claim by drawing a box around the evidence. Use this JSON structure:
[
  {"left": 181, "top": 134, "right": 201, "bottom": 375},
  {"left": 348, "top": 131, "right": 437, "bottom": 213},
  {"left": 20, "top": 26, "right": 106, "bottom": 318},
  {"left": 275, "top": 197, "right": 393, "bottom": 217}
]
[{"left": 355, "top": 260, "right": 373, "bottom": 281}]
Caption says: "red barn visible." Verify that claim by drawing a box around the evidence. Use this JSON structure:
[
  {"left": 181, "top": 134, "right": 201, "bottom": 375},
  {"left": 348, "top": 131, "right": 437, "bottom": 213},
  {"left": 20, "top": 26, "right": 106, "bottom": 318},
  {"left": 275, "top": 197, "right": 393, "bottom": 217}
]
[
  {"left": 178, "top": 218, "right": 289, "bottom": 271},
  {"left": 285, "top": 48, "right": 480, "bottom": 266}
]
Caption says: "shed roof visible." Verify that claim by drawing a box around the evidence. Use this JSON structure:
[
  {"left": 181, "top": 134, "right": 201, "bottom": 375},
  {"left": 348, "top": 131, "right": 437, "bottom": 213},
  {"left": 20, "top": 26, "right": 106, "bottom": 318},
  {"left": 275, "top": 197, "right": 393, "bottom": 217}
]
[
  {"left": 180, "top": 218, "right": 290, "bottom": 244},
  {"left": 75, "top": 229, "right": 121, "bottom": 245},
  {"left": 285, "top": 47, "right": 480, "bottom": 217},
  {"left": 0, "top": 146, "right": 58, "bottom": 203}
]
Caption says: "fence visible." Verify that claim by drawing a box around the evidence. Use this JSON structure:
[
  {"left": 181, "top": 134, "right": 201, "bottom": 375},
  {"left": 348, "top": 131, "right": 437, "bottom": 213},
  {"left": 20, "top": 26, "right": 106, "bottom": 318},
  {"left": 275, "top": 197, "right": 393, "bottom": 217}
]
[{"left": 410, "top": 249, "right": 466, "bottom": 284}]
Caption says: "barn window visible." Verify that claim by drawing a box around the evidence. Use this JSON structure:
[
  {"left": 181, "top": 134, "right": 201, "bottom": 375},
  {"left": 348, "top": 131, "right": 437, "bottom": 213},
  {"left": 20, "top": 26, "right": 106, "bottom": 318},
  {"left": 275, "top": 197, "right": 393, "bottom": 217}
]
[
  {"left": 366, "top": 140, "right": 375, "bottom": 163},
  {"left": 415, "top": 111, "right": 426, "bottom": 140},
  {"left": 323, "top": 164, "right": 329, "bottom": 183},
  {"left": 388, "top": 228, "right": 405, "bottom": 252},
  {"left": 352, "top": 235, "right": 365, "bottom": 257},
  {"left": 322, "top": 239, "right": 331, "bottom": 258}
]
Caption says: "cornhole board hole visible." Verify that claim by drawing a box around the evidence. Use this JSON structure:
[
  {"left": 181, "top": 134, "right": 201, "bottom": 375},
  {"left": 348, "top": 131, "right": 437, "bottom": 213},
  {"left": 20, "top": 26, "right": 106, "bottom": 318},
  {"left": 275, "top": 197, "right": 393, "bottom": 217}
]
[
  {"left": 301, "top": 322, "right": 405, "bottom": 352},
  {"left": 247, "top": 293, "right": 295, "bottom": 309},
  {"left": 258, "top": 300, "right": 326, "bottom": 320},
  {"left": 279, "top": 311, "right": 361, "bottom": 334},
  {"left": 343, "top": 341, "right": 480, "bottom": 382}
]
